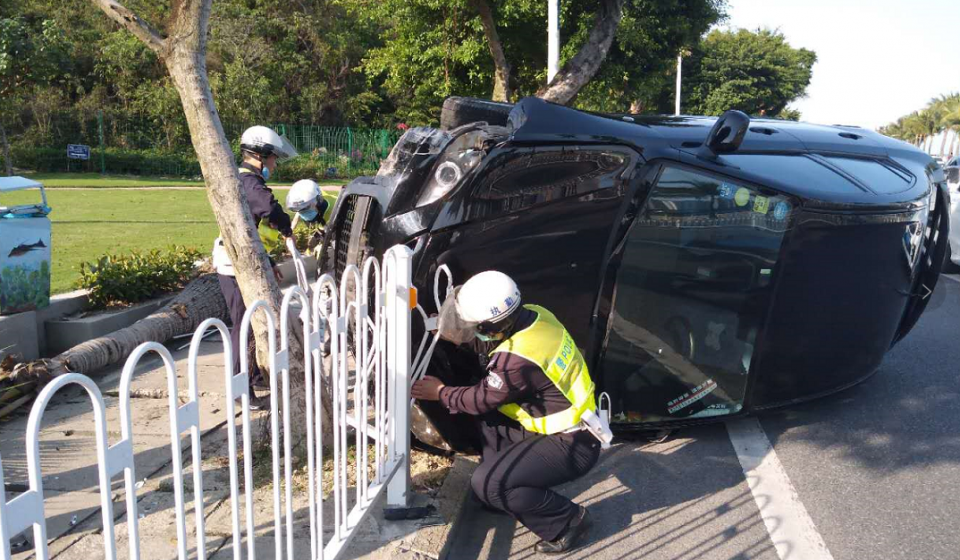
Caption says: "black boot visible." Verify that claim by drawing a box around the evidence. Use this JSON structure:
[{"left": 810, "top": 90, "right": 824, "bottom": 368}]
[{"left": 535, "top": 506, "right": 591, "bottom": 554}]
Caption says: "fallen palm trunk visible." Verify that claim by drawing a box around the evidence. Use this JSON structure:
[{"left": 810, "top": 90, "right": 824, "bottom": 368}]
[{"left": 0, "top": 273, "right": 228, "bottom": 397}]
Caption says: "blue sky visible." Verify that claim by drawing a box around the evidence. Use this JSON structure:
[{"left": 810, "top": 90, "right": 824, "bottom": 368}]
[{"left": 723, "top": 0, "right": 960, "bottom": 130}]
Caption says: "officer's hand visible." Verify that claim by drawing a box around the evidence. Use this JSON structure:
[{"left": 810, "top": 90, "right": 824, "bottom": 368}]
[
  {"left": 273, "top": 266, "right": 283, "bottom": 282},
  {"left": 411, "top": 376, "right": 445, "bottom": 401}
]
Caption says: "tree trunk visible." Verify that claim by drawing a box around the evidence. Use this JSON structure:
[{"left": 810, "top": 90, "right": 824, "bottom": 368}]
[
  {"left": 949, "top": 129, "right": 957, "bottom": 157},
  {"left": 0, "top": 122, "right": 11, "bottom": 177},
  {"left": 470, "top": 0, "right": 511, "bottom": 102},
  {"left": 940, "top": 128, "right": 949, "bottom": 156},
  {"left": 536, "top": 0, "right": 624, "bottom": 106},
  {"left": 89, "top": 0, "right": 331, "bottom": 449},
  {"left": 4, "top": 274, "right": 226, "bottom": 386}
]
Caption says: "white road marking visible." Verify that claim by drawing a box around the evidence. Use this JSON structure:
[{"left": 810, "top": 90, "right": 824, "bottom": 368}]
[{"left": 726, "top": 417, "right": 835, "bottom": 560}]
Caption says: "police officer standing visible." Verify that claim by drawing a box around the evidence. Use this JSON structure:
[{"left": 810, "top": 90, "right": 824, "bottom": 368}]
[
  {"left": 213, "top": 126, "right": 298, "bottom": 406},
  {"left": 412, "top": 271, "right": 607, "bottom": 554}
]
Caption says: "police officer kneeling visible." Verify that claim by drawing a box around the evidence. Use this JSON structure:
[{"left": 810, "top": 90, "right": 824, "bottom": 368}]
[{"left": 412, "top": 271, "right": 606, "bottom": 554}]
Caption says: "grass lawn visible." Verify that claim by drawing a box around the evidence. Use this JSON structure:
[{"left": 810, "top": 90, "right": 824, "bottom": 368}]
[
  {"left": 1, "top": 188, "right": 306, "bottom": 294},
  {"left": 20, "top": 172, "right": 349, "bottom": 188}
]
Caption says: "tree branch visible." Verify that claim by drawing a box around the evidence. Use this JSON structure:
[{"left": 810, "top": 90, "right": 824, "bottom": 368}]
[
  {"left": 89, "top": 0, "right": 166, "bottom": 54},
  {"left": 167, "top": 0, "right": 211, "bottom": 52},
  {"left": 537, "top": 0, "right": 624, "bottom": 106},
  {"left": 470, "top": 0, "right": 512, "bottom": 102}
]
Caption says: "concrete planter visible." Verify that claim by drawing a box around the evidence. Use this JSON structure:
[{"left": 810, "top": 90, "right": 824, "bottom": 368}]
[
  {"left": 276, "top": 255, "right": 319, "bottom": 288},
  {"left": 0, "top": 290, "right": 88, "bottom": 361},
  {"left": 1, "top": 255, "right": 315, "bottom": 363},
  {"left": 44, "top": 296, "right": 172, "bottom": 357}
]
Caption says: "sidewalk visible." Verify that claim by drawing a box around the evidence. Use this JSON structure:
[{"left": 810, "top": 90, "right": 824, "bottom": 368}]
[{"left": 0, "top": 332, "right": 463, "bottom": 560}]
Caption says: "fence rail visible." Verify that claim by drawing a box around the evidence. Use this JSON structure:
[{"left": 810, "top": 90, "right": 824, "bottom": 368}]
[{"left": 0, "top": 245, "right": 415, "bottom": 560}]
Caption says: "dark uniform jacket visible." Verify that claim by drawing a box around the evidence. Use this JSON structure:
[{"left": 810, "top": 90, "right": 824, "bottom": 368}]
[
  {"left": 438, "top": 308, "right": 588, "bottom": 453},
  {"left": 239, "top": 162, "right": 293, "bottom": 237}
]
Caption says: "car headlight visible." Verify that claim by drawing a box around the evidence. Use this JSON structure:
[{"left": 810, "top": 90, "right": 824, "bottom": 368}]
[{"left": 416, "top": 130, "right": 486, "bottom": 207}]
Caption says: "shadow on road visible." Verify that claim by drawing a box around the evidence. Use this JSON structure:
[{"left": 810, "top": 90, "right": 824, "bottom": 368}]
[
  {"left": 447, "top": 425, "right": 779, "bottom": 560},
  {"left": 759, "top": 276, "right": 960, "bottom": 473}
]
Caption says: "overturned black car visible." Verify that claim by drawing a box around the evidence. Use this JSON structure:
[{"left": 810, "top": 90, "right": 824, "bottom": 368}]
[{"left": 319, "top": 96, "right": 950, "bottom": 452}]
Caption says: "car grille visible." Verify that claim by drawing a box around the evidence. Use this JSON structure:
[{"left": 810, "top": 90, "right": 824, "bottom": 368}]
[
  {"left": 334, "top": 195, "right": 359, "bottom": 279},
  {"left": 894, "top": 185, "right": 949, "bottom": 343}
]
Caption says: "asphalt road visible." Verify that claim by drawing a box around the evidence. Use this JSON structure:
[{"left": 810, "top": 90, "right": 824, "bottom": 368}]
[{"left": 447, "top": 274, "right": 960, "bottom": 560}]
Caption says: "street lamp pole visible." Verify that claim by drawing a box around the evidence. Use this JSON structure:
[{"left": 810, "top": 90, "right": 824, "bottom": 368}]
[
  {"left": 675, "top": 53, "right": 682, "bottom": 116},
  {"left": 548, "top": 0, "right": 559, "bottom": 83}
]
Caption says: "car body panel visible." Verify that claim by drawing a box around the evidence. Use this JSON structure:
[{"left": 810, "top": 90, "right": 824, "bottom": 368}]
[{"left": 319, "top": 97, "right": 948, "bottom": 449}]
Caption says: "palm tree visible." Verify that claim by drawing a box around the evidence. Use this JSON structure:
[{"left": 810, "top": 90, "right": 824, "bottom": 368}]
[
  {"left": 878, "top": 94, "right": 960, "bottom": 157},
  {"left": 901, "top": 112, "right": 926, "bottom": 147},
  {"left": 942, "top": 98, "right": 960, "bottom": 159},
  {"left": 928, "top": 94, "right": 959, "bottom": 156},
  {"left": 937, "top": 95, "right": 960, "bottom": 158}
]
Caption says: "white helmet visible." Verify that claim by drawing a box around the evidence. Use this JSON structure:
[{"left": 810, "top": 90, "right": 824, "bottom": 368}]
[
  {"left": 240, "top": 125, "right": 299, "bottom": 160},
  {"left": 455, "top": 271, "right": 522, "bottom": 325},
  {"left": 286, "top": 180, "right": 321, "bottom": 211},
  {"left": 286, "top": 179, "right": 327, "bottom": 223}
]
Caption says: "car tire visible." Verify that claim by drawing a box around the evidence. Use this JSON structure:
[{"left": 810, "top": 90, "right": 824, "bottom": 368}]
[
  {"left": 440, "top": 97, "right": 514, "bottom": 130},
  {"left": 945, "top": 245, "right": 960, "bottom": 273}
]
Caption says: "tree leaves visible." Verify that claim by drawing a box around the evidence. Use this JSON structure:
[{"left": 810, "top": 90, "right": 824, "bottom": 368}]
[{"left": 679, "top": 28, "right": 817, "bottom": 119}]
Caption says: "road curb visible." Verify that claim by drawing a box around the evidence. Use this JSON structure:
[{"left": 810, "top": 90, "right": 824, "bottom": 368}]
[{"left": 402, "top": 455, "right": 479, "bottom": 560}]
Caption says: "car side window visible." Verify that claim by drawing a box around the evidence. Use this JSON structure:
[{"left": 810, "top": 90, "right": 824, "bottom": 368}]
[
  {"left": 468, "top": 146, "right": 633, "bottom": 217},
  {"left": 600, "top": 165, "right": 795, "bottom": 424}
]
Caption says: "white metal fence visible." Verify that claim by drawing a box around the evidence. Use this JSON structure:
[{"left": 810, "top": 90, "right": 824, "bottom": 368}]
[{"left": 0, "top": 245, "right": 416, "bottom": 560}]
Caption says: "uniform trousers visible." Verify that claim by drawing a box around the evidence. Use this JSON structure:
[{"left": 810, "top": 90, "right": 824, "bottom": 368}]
[
  {"left": 218, "top": 274, "right": 262, "bottom": 384},
  {"left": 471, "top": 428, "right": 600, "bottom": 542}
]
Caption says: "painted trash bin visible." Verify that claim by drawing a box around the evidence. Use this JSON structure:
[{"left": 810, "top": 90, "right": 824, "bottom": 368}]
[{"left": 0, "top": 176, "right": 52, "bottom": 315}]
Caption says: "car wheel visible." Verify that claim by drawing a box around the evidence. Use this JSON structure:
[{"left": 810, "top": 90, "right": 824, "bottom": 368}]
[{"left": 440, "top": 97, "right": 513, "bottom": 130}]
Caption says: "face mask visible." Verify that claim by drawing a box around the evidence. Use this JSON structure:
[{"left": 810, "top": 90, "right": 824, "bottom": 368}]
[
  {"left": 476, "top": 332, "right": 499, "bottom": 342},
  {"left": 261, "top": 166, "right": 271, "bottom": 180},
  {"left": 299, "top": 208, "right": 318, "bottom": 222}
]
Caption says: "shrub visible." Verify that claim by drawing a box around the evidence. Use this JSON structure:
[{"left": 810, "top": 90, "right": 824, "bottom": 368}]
[
  {"left": 6, "top": 145, "right": 202, "bottom": 177},
  {"left": 77, "top": 246, "right": 203, "bottom": 309},
  {"left": 261, "top": 222, "right": 324, "bottom": 261}
]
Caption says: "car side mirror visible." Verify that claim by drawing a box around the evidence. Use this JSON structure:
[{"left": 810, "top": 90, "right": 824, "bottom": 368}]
[{"left": 701, "top": 110, "right": 750, "bottom": 156}]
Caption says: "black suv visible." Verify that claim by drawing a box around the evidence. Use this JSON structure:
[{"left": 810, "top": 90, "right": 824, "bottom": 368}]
[{"left": 319, "top": 97, "right": 949, "bottom": 451}]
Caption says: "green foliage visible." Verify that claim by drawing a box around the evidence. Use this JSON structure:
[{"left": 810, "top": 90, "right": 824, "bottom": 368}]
[
  {"left": 0, "top": 16, "right": 70, "bottom": 98},
  {"left": 0, "top": 260, "right": 50, "bottom": 314},
  {"left": 674, "top": 28, "right": 816, "bottom": 118},
  {"left": 7, "top": 145, "right": 202, "bottom": 176},
  {"left": 361, "top": 0, "right": 726, "bottom": 120},
  {"left": 576, "top": 0, "right": 726, "bottom": 113},
  {"left": 881, "top": 93, "right": 960, "bottom": 149},
  {"left": 4, "top": 0, "right": 740, "bottom": 178},
  {"left": 77, "top": 246, "right": 202, "bottom": 308},
  {"left": 260, "top": 220, "right": 323, "bottom": 262}
]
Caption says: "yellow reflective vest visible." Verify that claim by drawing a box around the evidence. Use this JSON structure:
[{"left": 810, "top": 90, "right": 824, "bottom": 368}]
[{"left": 492, "top": 305, "right": 596, "bottom": 435}]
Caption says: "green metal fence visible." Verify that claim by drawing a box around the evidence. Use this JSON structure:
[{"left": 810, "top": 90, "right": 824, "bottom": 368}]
[{"left": 2, "top": 110, "right": 403, "bottom": 180}]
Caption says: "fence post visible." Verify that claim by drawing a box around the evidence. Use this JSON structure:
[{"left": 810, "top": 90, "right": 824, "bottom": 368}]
[
  {"left": 347, "top": 127, "right": 353, "bottom": 173},
  {"left": 98, "top": 110, "right": 106, "bottom": 175},
  {"left": 386, "top": 246, "right": 412, "bottom": 508}
]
